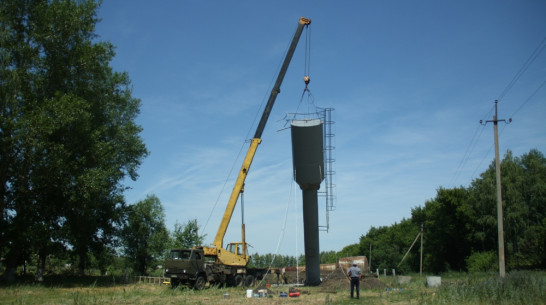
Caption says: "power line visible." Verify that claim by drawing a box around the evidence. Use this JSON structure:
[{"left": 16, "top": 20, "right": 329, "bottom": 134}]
[
  {"left": 449, "top": 123, "right": 485, "bottom": 186},
  {"left": 449, "top": 105, "right": 493, "bottom": 186},
  {"left": 498, "top": 37, "right": 546, "bottom": 101},
  {"left": 470, "top": 133, "right": 495, "bottom": 180},
  {"left": 452, "top": 37, "right": 545, "bottom": 186},
  {"left": 509, "top": 80, "right": 546, "bottom": 118}
]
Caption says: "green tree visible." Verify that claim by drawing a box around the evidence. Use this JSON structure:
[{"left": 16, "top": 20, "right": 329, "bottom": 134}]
[
  {"left": 171, "top": 219, "right": 205, "bottom": 249},
  {"left": 339, "top": 243, "right": 360, "bottom": 258},
  {"left": 319, "top": 250, "right": 338, "bottom": 264},
  {"left": 422, "top": 187, "right": 472, "bottom": 273},
  {"left": 507, "top": 150, "right": 546, "bottom": 268},
  {"left": 0, "top": 0, "right": 147, "bottom": 280},
  {"left": 358, "top": 219, "right": 418, "bottom": 273},
  {"left": 468, "top": 149, "right": 546, "bottom": 269},
  {"left": 122, "top": 195, "right": 169, "bottom": 275},
  {"left": 332, "top": 149, "right": 545, "bottom": 274}
]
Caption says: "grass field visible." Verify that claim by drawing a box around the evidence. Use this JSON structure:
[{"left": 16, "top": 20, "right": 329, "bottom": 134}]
[{"left": 0, "top": 271, "right": 544, "bottom": 304}]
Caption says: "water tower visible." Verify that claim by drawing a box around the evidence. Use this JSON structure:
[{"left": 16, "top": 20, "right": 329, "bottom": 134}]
[{"left": 290, "top": 118, "right": 324, "bottom": 286}]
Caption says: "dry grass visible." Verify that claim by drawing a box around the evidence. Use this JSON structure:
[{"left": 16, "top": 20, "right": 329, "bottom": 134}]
[
  {"left": 0, "top": 283, "right": 347, "bottom": 305},
  {"left": 1, "top": 271, "right": 543, "bottom": 305}
]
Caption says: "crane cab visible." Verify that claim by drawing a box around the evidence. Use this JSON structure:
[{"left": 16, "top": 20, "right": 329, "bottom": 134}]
[{"left": 226, "top": 242, "right": 248, "bottom": 256}]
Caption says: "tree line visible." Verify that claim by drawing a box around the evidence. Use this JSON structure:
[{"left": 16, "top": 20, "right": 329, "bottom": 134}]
[{"left": 343, "top": 149, "right": 546, "bottom": 274}]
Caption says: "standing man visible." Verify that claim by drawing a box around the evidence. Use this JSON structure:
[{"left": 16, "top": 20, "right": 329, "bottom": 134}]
[{"left": 347, "top": 261, "right": 362, "bottom": 299}]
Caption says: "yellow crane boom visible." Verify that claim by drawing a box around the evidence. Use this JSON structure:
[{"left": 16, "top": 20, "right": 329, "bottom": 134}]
[{"left": 203, "top": 17, "right": 311, "bottom": 267}]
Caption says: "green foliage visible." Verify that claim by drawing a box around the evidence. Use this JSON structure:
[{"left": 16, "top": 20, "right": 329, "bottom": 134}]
[
  {"left": 430, "top": 271, "right": 546, "bottom": 305},
  {"left": 248, "top": 250, "right": 339, "bottom": 268},
  {"left": 468, "top": 149, "right": 546, "bottom": 270},
  {"left": 423, "top": 187, "right": 472, "bottom": 273},
  {"left": 319, "top": 250, "right": 339, "bottom": 264},
  {"left": 121, "top": 195, "right": 169, "bottom": 276},
  {"left": 170, "top": 219, "right": 205, "bottom": 249},
  {"left": 338, "top": 243, "right": 360, "bottom": 257},
  {"left": 358, "top": 219, "right": 419, "bottom": 273},
  {"left": 465, "top": 251, "right": 497, "bottom": 272},
  {"left": 359, "top": 149, "right": 546, "bottom": 274},
  {"left": 0, "top": 0, "right": 147, "bottom": 279},
  {"left": 248, "top": 253, "right": 303, "bottom": 268}
]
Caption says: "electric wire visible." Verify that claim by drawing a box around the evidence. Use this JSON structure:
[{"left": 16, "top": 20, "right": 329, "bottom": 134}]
[
  {"left": 449, "top": 122, "right": 485, "bottom": 186},
  {"left": 449, "top": 105, "right": 493, "bottom": 186},
  {"left": 470, "top": 108, "right": 513, "bottom": 181},
  {"left": 474, "top": 80, "right": 546, "bottom": 179},
  {"left": 471, "top": 138, "right": 494, "bottom": 180},
  {"left": 471, "top": 122, "right": 511, "bottom": 180},
  {"left": 451, "top": 36, "right": 545, "bottom": 185},
  {"left": 470, "top": 70, "right": 546, "bottom": 184},
  {"left": 509, "top": 80, "right": 546, "bottom": 119},
  {"left": 498, "top": 37, "right": 546, "bottom": 101}
]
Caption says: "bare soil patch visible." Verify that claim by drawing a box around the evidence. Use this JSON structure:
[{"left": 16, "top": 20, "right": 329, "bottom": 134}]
[{"left": 260, "top": 267, "right": 386, "bottom": 293}]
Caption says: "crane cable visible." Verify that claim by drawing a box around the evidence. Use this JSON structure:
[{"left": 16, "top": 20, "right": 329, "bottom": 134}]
[
  {"left": 201, "top": 141, "right": 248, "bottom": 235},
  {"left": 202, "top": 22, "right": 307, "bottom": 235},
  {"left": 295, "top": 25, "right": 318, "bottom": 117},
  {"left": 254, "top": 174, "right": 297, "bottom": 288},
  {"left": 304, "top": 24, "right": 311, "bottom": 85},
  {"left": 254, "top": 24, "right": 313, "bottom": 287}
]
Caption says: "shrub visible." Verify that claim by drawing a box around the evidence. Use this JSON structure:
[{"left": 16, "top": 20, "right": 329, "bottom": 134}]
[{"left": 465, "top": 251, "right": 497, "bottom": 272}]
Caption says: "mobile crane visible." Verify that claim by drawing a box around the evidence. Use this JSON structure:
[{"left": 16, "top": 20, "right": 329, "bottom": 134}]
[{"left": 164, "top": 17, "right": 311, "bottom": 289}]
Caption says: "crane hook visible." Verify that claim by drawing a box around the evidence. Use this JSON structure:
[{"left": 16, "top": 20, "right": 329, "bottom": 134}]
[{"left": 303, "top": 75, "right": 310, "bottom": 86}]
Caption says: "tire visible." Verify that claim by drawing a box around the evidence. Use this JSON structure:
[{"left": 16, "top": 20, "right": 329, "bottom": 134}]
[
  {"left": 244, "top": 274, "right": 255, "bottom": 287},
  {"left": 194, "top": 275, "right": 206, "bottom": 290},
  {"left": 171, "top": 280, "right": 179, "bottom": 289},
  {"left": 233, "top": 274, "right": 243, "bottom": 287}
]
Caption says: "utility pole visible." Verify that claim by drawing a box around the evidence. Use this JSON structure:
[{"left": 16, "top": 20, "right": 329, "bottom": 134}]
[
  {"left": 480, "top": 100, "right": 511, "bottom": 278},
  {"left": 369, "top": 243, "right": 372, "bottom": 273},
  {"left": 420, "top": 223, "right": 423, "bottom": 278}
]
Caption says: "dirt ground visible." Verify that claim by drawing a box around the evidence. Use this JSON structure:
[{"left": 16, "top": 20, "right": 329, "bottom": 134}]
[{"left": 260, "top": 267, "right": 386, "bottom": 292}]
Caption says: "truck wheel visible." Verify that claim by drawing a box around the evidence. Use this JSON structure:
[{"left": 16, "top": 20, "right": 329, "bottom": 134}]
[
  {"left": 194, "top": 275, "right": 206, "bottom": 290},
  {"left": 171, "top": 280, "right": 179, "bottom": 289},
  {"left": 233, "top": 274, "right": 243, "bottom": 287},
  {"left": 244, "top": 275, "right": 255, "bottom": 287}
]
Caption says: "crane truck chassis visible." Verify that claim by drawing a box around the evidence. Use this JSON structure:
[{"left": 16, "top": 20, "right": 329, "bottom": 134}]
[
  {"left": 165, "top": 247, "right": 265, "bottom": 289},
  {"left": 164, "top": 17, "right": 311, "bottom": 289}
]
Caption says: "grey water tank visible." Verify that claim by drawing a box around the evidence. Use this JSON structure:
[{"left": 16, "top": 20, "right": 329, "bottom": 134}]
[
  {"left": 290, "top": 119, "right": 324, "bottom": 190},
  {"left": 290, "top": 118, "right": 324, "bottom": 286}
]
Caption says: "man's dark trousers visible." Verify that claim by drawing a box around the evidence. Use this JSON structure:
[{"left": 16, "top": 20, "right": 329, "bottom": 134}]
[{"left": 350, "top": 277, "right": 360, "bottom": 299}]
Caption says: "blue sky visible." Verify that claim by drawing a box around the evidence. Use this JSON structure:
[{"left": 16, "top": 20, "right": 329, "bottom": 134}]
[{"left": 95, "top": 1, "right": 546, "bottom": 256}]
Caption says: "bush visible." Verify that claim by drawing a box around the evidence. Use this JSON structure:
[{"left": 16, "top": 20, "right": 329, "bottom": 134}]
[{"left": 465, "top": 251, "right": 497, "bottom": 272}]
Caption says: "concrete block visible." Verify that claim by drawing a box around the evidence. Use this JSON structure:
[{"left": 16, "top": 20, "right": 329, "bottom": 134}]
[
  {"left": 398, "top": 276, "right": 412, "bottom": 284},
  {"left": 426, "top": 276, "right": 441, "bottom": 287}
]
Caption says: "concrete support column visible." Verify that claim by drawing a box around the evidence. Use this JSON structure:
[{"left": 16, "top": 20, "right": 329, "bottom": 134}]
[{"left": 302, "top": 189, "right": 320, "bottom": 286}]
